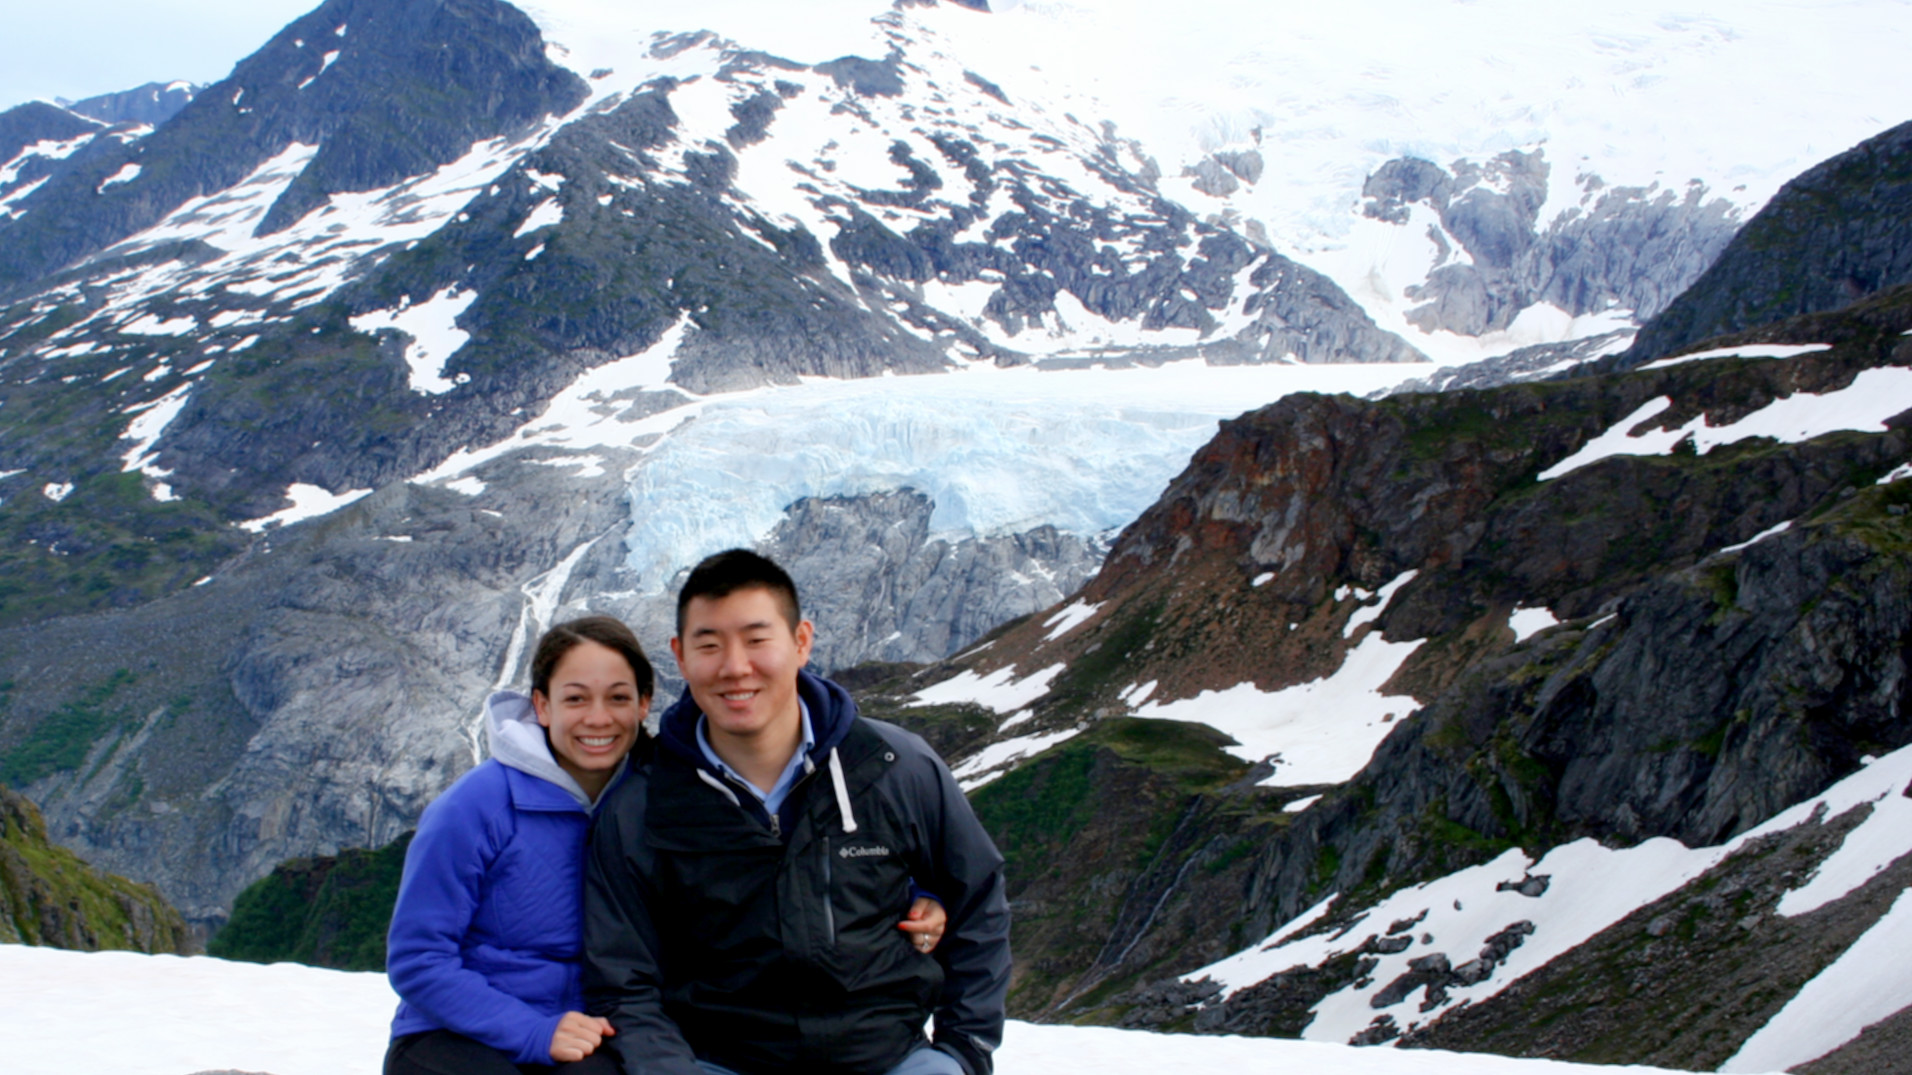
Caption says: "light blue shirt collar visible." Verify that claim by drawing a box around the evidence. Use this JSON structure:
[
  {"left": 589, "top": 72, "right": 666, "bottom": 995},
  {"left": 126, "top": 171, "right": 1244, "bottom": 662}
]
[{"left": 696, "top": 697, "right": 815, "bottom": 816}]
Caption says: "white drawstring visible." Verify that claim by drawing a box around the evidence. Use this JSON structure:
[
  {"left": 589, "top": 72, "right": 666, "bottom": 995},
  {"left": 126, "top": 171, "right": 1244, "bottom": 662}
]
[
  {"left": 828, "top": 747, "right": 858, "bottom": 834},
  {"left": 697, "top": 768, "right": 740, "bottom": 807}
]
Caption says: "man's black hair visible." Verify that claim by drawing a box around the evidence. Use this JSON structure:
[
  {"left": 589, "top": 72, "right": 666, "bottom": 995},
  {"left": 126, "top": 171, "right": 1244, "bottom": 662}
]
[{"left": 675, "top": 548, "right": 802, "bottom": 636}]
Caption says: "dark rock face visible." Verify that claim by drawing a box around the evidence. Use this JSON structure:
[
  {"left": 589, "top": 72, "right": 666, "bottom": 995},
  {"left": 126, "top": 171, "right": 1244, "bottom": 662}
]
[
  {"left": 0, "top": 0, "right": 587, "bottom": 290},
  {"left": 0, "top": 784, "right": 191, "bottom": 953},
  {"left": 61, "top": 82, "right": 200, "bottom": 127},
  {"left": 1362, "top": 149, "right": 1740, "bottom": 336},
  {"left": 1626, "top": 119, "right": 1912, "bottom": 365}
]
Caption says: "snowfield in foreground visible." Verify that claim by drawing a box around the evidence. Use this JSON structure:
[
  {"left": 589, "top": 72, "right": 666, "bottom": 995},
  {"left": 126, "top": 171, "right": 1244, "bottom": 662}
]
[{"left": 0, "top": 943, "right": 1765, "bottom": 1075}]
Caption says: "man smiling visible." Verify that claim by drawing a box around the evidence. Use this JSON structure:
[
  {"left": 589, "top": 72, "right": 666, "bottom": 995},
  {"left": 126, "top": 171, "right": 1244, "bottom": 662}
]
[{"left": 583, "top": 549, "right": 1010, "bottom": 1075}]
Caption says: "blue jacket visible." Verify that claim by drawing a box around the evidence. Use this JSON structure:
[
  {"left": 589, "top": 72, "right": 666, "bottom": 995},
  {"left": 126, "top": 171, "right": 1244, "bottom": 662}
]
[{"left": 386, "top": 691, "right": 619, "bottom": 1065}]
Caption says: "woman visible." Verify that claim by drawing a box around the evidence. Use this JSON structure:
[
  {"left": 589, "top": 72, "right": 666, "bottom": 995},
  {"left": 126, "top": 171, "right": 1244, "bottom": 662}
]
[{"left": 383, "top": 616, "right": 945, "bottom": 1073}]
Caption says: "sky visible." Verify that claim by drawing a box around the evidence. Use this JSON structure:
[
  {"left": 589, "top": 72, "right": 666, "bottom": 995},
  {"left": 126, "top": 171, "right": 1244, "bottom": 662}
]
[{"left": 0, "top": 0, "right": 318, "bottom": 110}]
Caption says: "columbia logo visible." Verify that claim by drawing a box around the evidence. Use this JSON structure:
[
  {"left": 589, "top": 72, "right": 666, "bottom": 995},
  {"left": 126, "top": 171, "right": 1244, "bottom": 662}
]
[{"left": 839, "top": 844, "right": 891, "bottom": 859}]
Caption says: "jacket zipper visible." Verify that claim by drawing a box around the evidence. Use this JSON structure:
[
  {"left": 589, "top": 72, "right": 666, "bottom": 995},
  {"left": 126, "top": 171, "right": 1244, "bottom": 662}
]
[{"left": 822, "top": 835, "right": 836, "bottom": 945}]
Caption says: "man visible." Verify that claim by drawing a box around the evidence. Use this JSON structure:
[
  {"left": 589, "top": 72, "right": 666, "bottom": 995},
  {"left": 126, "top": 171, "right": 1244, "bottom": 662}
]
[{"left": 583, "top": 549, "right": 1010, "bottom": 1075}]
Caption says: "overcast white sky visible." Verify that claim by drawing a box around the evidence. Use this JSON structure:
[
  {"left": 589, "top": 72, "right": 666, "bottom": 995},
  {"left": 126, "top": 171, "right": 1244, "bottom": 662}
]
[{"left": 0, "top": 0, "right": 319, "bottom": 110}]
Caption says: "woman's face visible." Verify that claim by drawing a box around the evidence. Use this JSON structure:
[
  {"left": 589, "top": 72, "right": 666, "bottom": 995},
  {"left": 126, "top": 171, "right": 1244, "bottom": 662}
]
[{"left": 532, "top": 639, "right": 648, "bottom": 796}]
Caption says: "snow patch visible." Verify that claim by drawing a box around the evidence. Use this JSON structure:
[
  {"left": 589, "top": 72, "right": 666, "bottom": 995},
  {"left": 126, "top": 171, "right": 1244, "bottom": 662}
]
[
  {"left": 239, "top": 484, "right": 372, "bottom": 533},
  {"left": 1723, "top": 889, "right": 1912, "bottom": 1073},
  {"left": 1540, "top": 368, "right": 1912, "bottom": 481},
  {"left": 97, "top": 163, "right": 141, "bottom": 192},
  {"left": 953, "top": 727, "right": 1083, "bottom": 791},
  {"left": 1641, "top": 342, "right": 1831, "bottom": 370},
  {"left": 1720, "top": 520, "right": 1792, "bottom": 554},
  {"left": 1134, "top": 630, "right": 1424, "bottom": 787},
  {"left": 1508, "top": 606, "right": 1560, "bottom": 643},
  {"left": 911, "top": 663, "right": 1068, "bottom": 715},
  {"left": 1343, "top": 569, "right": 1416, "bottom": 639},
  {"left": 1041, "top": 599, "right": 1101, "bottom": 642},
  {"left": 42, "top": 482, "right": 73, "bottom": 502},
  {"left": 514, "top": 197, "right": 565, "bottom": 237},
  {"left": 349, "top": 287, "right": 477, "bottom": 395}
]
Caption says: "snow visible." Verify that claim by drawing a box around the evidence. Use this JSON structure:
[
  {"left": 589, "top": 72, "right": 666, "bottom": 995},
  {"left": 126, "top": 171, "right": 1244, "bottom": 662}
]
[
  {"left": 1640, "top": 342, "right": 1831, "bottom": 370},
  {"left": 1877, "top": 463, "right": 1912, "bottom": 486},
  {"left": 239, "top": 483, "right": 372, "bottom": 533},
  {"left": 1723, "top": 888, "right": 1912, "bottom": 1072},
  {"left": 1774, "top": 774, "right": 1912, "bottom": 917},
  {"left": 42, "top": 482, "right": 73, "bottom": 502},
  {"left": 349, "top": 287, "right": 477, "bottom": 395},
  {"left": 1133, "top": 629, "right": 1424, "bottom": 787},
  {"left": 514, "top": 196, "right": 564, "bottom": 237},
  {"left": 1720, "top": 520, "right": 1792, "bottom": 555},
  {"left": 1507, "top": 606, "right": 1560, "bottom": 643},
  {"left": 97, "top": 162, "right": 141, "bottom": 192},
  {"left": 0, "top": 942, "right": 1737, "bottom": 1075},
  {"left": 910, "top": 662, "right": 1067, "bottom": 715},
  {"left": 1252, "top": 572, "right": 1274, "bottom": 587},
  {"left": 1539, "top": 367, "right": 1912, "bottom": 481},
  {"left": 1343, "top": 569, "right": 1416, "bottom": 639},
  {"left": 610, "top": 362, "right": 1418, "bottom": 592},
  {"left": 1041, "top": 599, "right": 1101, "bottom": 641},
  {"left": 953, "top": 726, "right": 1083, "bottom": 791},
  {"left": 119, "top": 384, "right": 193, "bottom": 481},
  {"left": 917, "top": 0, "right": 1912, "bottom": 364},
  {"left": 1192, "top": 838, "right": 1731, "bottom": 1045},
  {"left": 1283, "top": 794, "right": 1322, "bottom": 813},
  {"left": 441, "top": 476, "right": 487, "bottom": 496},
  {"left": 1191, "top": 742, "right": 1912, "bottom": 1057}
]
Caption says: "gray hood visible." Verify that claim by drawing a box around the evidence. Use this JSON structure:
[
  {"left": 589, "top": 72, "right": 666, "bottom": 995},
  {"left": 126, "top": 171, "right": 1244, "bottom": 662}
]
[{"left": 484, "top": 689, "right": 596, "bottom": 809}]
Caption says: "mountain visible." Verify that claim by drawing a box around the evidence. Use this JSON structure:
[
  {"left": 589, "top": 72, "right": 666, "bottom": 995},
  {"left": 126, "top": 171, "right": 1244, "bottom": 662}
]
[
  {"left": 865, "top": 128, "right": 1912, "bottom": 1064},
  {"left": 0, "top": 783, "right": 190, "bottom": 952},
  {"left": 0, "top": 0, "right": 1429, "bottom": 929},
  {"left": 59, "top": 82, "right": 201, "bottom": 127},
  {"left": 0, "top": 5, "right": 1903, "bottom": 1025},
  {"left": 1623, "top": 118, "right": 1912, "bottom": 366}
]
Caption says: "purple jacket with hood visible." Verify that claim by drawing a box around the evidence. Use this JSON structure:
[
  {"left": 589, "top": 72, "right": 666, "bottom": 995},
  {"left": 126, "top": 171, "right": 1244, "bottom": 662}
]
[{"left": 385, "top": 690, "right": 623, "bottom": 1064}]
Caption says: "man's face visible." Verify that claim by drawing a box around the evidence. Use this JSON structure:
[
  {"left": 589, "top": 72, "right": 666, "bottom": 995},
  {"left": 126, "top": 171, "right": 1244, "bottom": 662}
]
[{"left": 670, "top": 585, "right": 814, "bottom": 748}]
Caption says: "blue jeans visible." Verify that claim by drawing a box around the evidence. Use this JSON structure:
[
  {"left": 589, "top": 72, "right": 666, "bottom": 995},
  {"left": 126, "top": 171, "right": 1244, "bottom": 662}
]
[{"left": 696, "top": 1045, "right": 965, "bottom": 1075}]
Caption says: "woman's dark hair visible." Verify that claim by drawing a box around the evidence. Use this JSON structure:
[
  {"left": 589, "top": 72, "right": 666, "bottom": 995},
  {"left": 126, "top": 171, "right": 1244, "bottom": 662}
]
[{"left": 529, "top": 615, "right": 655, "bottom": 701}]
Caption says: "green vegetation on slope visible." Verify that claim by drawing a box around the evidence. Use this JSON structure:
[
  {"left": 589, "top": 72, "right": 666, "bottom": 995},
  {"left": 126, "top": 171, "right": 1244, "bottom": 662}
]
[
  {"left": 0, "top": 785, "right": 189, "bottom": 952},
  {"left": 208, "top": 831, "right": 413, "bottom": 972}
]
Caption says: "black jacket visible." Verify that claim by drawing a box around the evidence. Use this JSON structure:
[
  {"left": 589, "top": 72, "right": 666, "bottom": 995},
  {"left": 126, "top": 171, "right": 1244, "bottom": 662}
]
[{"left": 582, "top": 671, "right": 1010, "bottom": 1075}]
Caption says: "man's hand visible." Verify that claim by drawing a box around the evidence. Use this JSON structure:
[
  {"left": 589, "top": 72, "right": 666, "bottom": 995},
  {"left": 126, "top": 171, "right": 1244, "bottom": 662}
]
[
  {"left": 898, "top": 895, "right": 947, "bottom": 954},
  {"left": 550, "top": 1011, "right": 617, "bottom": 1062}
]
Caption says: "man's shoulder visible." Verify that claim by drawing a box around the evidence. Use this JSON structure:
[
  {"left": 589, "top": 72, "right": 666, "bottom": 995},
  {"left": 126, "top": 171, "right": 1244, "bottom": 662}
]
[
  {"left": 593, "top": 753, "right": 657, "bottom": 823},
  {"left": 852, "top": 716, "right": 943, "bottom": 766}
]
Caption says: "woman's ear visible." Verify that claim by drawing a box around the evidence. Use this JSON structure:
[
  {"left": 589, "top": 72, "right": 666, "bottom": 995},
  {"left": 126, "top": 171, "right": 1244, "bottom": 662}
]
[{"left": 531, "top": 690, "right": 552, "bottom": 729}]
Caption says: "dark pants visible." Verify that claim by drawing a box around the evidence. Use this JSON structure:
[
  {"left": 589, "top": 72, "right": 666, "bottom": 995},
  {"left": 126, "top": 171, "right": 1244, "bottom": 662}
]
[{"left": 385, "top": 1030, "right": 622, "bottom": 1075}]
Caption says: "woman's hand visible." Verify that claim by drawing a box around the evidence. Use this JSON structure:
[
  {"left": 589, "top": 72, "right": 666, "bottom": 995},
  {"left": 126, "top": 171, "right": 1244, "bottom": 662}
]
[
  {"left": 898, "top": 895, "right": 947, "bottom": 955},
  {"left": 549, "top": 1011, "right": 616, "bottom": 1062}
]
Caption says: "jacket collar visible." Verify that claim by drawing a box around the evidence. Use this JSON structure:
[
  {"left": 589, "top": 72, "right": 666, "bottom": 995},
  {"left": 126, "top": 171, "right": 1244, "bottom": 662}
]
[{"left": 657, "top": 669, "right": 858, "bottom": 776}]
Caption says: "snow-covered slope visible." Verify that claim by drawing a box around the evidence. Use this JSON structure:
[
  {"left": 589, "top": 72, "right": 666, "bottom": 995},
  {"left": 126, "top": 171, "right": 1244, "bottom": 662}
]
[
  {"left": 0, "top": 941, "right": 1770, "bottom": 1075},
  {"left": 1173, "top": 741, "right": 1912, "bottom": 1067},
  {"left": 920, "top": 0, "right": 1912, "bottom": 362}
]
